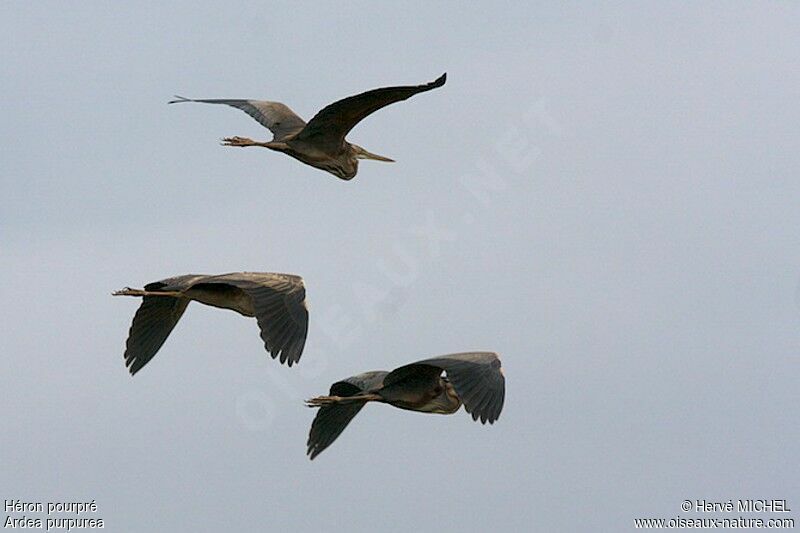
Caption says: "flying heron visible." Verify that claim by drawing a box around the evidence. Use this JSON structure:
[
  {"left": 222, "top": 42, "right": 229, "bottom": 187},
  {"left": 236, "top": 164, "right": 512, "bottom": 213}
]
[
  {"left": 305, "top": 352, "right": 505, "bottom": 459},
  {"left": 168, "top": 73, "right": 447, "bottom": 180},
  {"left": 113, "top": 272, "right": 308, "bottom": 375}
]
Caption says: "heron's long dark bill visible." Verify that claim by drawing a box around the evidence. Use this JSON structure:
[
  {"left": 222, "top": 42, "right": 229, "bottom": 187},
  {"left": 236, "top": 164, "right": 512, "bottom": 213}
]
[{"left": 356, "top": 147, "right": 395, "bottom": 162}]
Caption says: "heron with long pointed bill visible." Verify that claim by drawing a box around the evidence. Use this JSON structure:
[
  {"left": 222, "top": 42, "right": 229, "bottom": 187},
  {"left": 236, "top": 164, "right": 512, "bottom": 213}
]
[{"left": 169, "top": 73, "right": 446, "bottom": 180}]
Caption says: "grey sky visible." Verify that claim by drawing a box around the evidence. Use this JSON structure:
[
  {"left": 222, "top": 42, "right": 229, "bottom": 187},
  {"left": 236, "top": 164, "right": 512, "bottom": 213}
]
[{"left": 2, "top": 2, "right": 798, "bottom": 531}]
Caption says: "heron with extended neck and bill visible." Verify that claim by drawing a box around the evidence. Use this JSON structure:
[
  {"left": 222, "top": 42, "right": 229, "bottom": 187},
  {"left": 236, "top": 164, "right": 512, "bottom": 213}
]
[{"left": 169, "top": 73, "right": 446, "bottom": 180}]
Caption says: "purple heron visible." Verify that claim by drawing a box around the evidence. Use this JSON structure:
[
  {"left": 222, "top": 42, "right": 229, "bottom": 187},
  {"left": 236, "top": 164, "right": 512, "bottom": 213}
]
[
  {"left": 169, "top": 73, "right": 446, "bottom": 180},
  {"left": 113, "top": 272, "right": 308, "bottom": 375},
  {"left": 305, "top": 352, "right": 505, "bottom": 459}
]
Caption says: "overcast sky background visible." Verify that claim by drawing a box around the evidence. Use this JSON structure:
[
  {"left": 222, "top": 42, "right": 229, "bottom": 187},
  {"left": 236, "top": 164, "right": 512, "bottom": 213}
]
[{"left": 2, "top": 2, "right": 799, "bottom": 531}]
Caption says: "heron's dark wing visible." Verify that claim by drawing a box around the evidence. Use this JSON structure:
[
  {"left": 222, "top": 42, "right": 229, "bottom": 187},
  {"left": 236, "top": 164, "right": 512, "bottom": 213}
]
[
  {"left": 296, "top": 73, "right": 446, "bottom": 152},
  {"left": 168, "top": 96, "right": 306, "bottom": 141},
  {"left": 202, "top": 274, "right": 309, "bottom": 366},
  {"left": 123, "top": 282, "right": 190, "bottom": 376},
  {"left": 307, "top": 371, "right": 388, "bottom": 460},
  {"left": 384, "top": 352, "right": 504, "bottom": 424}
]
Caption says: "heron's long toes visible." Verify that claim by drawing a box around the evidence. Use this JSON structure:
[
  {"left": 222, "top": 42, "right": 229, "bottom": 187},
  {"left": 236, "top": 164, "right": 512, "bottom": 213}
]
[
  {"left": 305, "top": 396, "right": 339, "bottom": 407},
  {"left": 112, "top": 287, "right": 133, "bottom": 296},
  {"left": 221, "top": 136, "right": 252, "bottom": 147}
]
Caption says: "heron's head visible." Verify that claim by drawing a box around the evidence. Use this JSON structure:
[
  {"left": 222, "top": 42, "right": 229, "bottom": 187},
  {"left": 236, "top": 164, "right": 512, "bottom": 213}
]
[
  {"left": 352, "top": 144, "right": 395, "bottom": 164},
  {"left": 419, "top": 377, "right": 462, "bottom": 415}
]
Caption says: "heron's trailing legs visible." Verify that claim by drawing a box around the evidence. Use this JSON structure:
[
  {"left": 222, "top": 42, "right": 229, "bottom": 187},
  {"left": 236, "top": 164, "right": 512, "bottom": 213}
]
[
  {"left": 112, "top": 288, "right": 184, "bottom": 298},
  {"left": 222, "top": 136, "right": 270, "bottom": 148},
  {"left": 305, "top": 394, "right": 382, "bottom": 408}
]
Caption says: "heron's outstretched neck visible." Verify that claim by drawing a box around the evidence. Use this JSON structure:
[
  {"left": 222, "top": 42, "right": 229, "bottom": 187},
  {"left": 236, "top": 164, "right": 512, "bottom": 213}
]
[
  {"left": 112, "top": 288, "right": 183, "bottom": 298},
  {"left": 305, "top": 393, "right": 382, "bottom": 407}
]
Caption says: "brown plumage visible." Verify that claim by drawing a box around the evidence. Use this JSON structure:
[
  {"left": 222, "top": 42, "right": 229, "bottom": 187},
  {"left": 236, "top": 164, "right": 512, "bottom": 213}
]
[
  {"left": 305, "top": 352, "right": 505, "bottom": 459},
  {"left": 169, "top": 73, "right": 446, "bottom": 180},
  {"left": 113, "top": 272, "right": 308, "bottom": 375}
]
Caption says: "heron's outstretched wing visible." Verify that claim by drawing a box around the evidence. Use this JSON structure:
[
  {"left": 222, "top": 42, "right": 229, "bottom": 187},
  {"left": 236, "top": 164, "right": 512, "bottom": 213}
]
[
  {"left": 199, "top": 274, "right": 309, "bottom": 366},
  {"left": 296, "top": 73, "right": 447, "bottom": 152},
  {"left": 307, "top": 371, "right": 388, "bottom": 460},
  {"left": 168, "top": 96, "right": 306, "bottom": 141},
  {"left": 384, "top": 352, "right": 504, "bottom": 424},
  {"left": 123, "top": 282, "right": 190, "bottom": 376}
]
